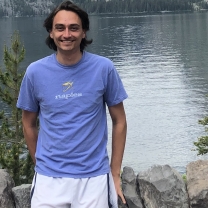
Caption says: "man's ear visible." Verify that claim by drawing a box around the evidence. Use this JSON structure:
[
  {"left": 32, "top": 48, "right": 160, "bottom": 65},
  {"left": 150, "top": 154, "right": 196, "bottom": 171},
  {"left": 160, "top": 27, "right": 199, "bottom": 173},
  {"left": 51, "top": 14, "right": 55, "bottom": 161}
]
[
  {"left": 82, "top": 31, "right": 86, "bottom": 39},
  {"left": 50, "top": 32, "right": 53, "bottom": 39},
  {"left": 49, "top": 29, "right": 54, "bottom": 39}
]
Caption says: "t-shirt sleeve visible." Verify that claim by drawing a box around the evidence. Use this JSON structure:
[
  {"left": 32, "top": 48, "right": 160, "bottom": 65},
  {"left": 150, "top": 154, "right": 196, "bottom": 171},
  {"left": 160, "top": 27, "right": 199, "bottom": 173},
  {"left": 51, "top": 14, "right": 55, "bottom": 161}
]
[
  {"left": 16, "top": 71, "right": 39, "bottom": 112},
  {"left": 104, "top": 66, "right": 128, "bottom": 106}
]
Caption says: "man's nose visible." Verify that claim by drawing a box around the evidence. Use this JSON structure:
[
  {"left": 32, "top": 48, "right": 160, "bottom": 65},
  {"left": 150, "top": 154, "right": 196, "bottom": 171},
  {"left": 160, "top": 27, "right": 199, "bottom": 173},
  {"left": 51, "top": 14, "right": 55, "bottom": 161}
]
[{"left": 63, "top": 29, "right": 72, "bottom": 37}]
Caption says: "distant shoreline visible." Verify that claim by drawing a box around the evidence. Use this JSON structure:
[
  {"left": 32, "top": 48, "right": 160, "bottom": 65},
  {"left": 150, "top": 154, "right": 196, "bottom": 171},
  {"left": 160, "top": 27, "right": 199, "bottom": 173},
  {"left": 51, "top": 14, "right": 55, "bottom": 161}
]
[{"left": 2, "top": 9, "right": 208, "bottom": 18}]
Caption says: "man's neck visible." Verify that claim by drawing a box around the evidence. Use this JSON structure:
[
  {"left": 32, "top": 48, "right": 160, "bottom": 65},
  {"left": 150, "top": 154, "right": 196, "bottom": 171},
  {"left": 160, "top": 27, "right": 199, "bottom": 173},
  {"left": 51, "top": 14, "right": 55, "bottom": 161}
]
[{"left": 56, "top": 50, "right": 83, "bottom": 66}]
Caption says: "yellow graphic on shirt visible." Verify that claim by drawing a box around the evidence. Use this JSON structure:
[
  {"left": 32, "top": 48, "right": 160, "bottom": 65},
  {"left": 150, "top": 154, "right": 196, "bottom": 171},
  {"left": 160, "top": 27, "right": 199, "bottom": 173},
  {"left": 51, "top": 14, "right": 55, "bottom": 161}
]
[{"left": 63, "top": 82, "right": 73, "bottom": 92}]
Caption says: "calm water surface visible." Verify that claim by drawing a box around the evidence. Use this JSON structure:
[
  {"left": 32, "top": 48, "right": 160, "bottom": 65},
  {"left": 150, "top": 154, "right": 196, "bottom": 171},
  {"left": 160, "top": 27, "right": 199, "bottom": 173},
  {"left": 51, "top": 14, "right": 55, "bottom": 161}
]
[{"left": 1, "top": 12, "right": 208, "bottom": 174}]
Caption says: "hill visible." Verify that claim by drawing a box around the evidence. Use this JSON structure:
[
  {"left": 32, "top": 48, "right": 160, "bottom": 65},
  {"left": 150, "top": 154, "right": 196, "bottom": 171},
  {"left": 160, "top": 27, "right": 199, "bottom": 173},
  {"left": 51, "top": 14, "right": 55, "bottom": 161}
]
[{"left": 0, "top": 0, "right": 207, "bottom": 17}]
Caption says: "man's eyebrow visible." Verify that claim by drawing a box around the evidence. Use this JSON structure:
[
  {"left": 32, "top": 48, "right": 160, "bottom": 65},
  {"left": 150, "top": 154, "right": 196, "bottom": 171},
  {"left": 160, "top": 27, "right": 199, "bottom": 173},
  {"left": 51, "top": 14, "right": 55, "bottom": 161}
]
[
  {"left": 54, "top": 23, "right": 81, "bottom": 27},
  {"left": 69, "top": 24, "right": 80, "bottom": 27}
]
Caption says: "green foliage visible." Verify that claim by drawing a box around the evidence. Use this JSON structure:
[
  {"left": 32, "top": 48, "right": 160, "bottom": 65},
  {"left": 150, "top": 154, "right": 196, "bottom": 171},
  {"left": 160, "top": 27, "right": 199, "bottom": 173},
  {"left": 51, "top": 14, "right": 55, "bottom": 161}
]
[
  {"left": 182, "top": 173, "right": 187, "bottom": 183},
  {"left": 0, "top": 31, "right": 34, "bottom": 186},
  {"left": 0, "top": 141, "right": 34, "bottom": 185},
  {"left": 194, "top": 116, "right": 208, "bottom": 155},
  {"left": 194, "top": 136, "right": 208, "bottom": 155},
  {"left": 0, "top": 31, "right": 25, "bottom": 142}
]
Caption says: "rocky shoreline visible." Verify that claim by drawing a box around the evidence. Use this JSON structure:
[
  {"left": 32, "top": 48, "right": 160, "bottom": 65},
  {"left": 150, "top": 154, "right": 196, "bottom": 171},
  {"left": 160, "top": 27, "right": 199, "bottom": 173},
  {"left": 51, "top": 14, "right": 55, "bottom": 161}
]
[{"left": 0, "top": 159, "right": 208, "bottom": 208}]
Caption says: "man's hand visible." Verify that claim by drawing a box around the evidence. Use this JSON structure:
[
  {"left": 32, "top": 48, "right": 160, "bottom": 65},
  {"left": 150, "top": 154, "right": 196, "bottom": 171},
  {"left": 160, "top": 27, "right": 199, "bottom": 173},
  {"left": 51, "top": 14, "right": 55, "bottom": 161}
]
[{"left": 112, "top": 173, "right": 126, "bottom": 204}]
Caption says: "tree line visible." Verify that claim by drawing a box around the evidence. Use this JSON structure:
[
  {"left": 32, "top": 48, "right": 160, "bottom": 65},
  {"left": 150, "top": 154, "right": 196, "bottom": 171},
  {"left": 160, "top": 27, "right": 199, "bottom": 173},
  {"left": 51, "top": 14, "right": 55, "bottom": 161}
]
[
  {"left": 79, "top": 0, "right": 204, "bottom": 14},
  {"left": 0, "top": 0, "right": 207, "bottom": 17}
]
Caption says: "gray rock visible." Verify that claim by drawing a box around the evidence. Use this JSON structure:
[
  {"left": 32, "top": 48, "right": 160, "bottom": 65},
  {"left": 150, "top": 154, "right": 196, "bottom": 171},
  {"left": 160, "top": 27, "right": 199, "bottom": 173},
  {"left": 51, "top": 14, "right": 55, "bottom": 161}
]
[
  {"left": 137, "top": 164, "right": 189, "bottom": 208},
  {"left": 121, "top": 166, "right": 144, "bottom": 208},
  {"left": 187, "top": 160, "right": 208, "bottom": 208},
  {"left": 118, "top": 195, "right": 130, "bottom": 208},
  {"left": 12, "top": 184, "right": 31, "bottom": 208},
  {"left": 0, "top": 169, "right": 15, "bottom": 208}
]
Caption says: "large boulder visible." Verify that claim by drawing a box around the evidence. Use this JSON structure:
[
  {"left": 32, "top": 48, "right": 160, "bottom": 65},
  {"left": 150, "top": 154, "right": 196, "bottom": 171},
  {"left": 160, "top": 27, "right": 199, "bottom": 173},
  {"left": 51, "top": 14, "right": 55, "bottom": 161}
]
[
  {"left": 0, "top": 169, "right": 15, "bottom": 208},
  {"left": 137, "top": 164, "right": 189, "bottom": 208},
  {"left": 121, "top": 167, "right": 144, "bottom": 208},
  {"left": 12, "top": 184, "right": 31, "bottom": 208},
  {"left": 187, "top": 160, "right": 208, "bottom": 208}
]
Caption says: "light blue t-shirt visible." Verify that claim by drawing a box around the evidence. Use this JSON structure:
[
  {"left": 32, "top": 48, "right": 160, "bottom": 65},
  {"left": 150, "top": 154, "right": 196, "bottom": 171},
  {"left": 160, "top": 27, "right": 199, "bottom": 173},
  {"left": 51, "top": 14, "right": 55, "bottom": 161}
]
[{"left": 17, "top": 51, "right": 127, "bottom": 178}]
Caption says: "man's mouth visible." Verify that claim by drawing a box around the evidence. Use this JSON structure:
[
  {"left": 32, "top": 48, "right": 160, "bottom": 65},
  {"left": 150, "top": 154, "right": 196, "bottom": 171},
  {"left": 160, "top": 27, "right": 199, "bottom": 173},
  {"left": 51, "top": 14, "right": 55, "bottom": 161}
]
[{"left": 60, "top": 40, "right": 74, "bottom": 43}]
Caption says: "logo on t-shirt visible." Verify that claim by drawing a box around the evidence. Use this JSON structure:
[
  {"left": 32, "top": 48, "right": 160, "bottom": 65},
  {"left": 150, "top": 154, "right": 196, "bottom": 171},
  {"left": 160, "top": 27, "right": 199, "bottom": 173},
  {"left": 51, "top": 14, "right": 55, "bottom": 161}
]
[
  {"left": 55, "top": 81, "right": 82, "bottom": 100},
  {"left": 63, "top": 81, "right": 73, "bottom": 92}
]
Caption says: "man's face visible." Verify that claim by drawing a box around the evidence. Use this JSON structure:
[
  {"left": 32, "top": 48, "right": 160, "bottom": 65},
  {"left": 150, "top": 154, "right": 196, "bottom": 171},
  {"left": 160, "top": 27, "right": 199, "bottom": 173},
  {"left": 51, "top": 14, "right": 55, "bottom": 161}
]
[{"left": 50, "top": 10, "right": 85, "bottom": 54}]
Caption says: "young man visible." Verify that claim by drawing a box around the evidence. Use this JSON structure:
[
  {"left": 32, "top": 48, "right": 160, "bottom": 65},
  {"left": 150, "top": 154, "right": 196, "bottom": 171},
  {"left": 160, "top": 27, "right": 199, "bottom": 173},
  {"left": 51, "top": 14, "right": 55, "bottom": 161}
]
[{"left": 17, "top": 1, "right": 128, "bottom": 207}]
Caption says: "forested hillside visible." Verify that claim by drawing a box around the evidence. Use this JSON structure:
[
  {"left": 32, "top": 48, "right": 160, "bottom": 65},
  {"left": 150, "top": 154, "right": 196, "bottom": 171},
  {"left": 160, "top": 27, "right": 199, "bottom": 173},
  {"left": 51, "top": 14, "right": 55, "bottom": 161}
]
[{"left": 0, "top": 0, "right": 207, "bottom": 17}]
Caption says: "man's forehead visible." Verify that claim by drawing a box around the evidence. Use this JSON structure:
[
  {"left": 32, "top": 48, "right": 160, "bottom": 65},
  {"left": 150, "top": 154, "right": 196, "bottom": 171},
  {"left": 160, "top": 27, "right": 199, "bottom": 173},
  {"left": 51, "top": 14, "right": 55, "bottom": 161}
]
[
  {"left": 53, "top": 13, "right": 82, "bottom": 27},
  {"left": 54, "top": 10, "right": 81, "bottom": 21}
]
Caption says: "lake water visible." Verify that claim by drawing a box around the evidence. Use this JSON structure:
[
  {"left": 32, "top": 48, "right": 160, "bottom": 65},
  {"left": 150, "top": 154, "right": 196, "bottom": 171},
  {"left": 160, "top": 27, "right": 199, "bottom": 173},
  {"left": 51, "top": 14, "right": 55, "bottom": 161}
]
[{"left": 1, "top": 12, "right": 208, "bottom": 174}]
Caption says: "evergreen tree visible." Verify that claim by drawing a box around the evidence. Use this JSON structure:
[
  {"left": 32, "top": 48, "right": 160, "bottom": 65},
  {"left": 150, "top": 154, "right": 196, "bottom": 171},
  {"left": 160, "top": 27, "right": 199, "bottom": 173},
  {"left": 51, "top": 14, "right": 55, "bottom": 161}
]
[
  {"left": 194, "top": 117, "right": 208, "bottom": 155},
  {"left": 0, "top": 31, "right": 34, "bottom": 186}
]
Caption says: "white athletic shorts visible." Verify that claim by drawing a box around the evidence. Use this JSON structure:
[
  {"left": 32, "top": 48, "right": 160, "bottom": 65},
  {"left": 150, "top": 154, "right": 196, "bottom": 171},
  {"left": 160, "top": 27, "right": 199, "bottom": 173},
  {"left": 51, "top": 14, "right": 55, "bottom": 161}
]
[{"left": 31, "top": 172, "right": 118, "bottom": 208}]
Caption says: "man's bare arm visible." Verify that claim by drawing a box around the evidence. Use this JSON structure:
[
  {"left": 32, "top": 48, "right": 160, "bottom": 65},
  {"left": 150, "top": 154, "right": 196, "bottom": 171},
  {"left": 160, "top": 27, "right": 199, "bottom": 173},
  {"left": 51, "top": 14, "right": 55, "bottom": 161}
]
[
  {"left": 22, "top": 110, "right": 38, "bottom": 164},
  {"left": 108, "top": 102, "right": 127, "bottom": 204}
]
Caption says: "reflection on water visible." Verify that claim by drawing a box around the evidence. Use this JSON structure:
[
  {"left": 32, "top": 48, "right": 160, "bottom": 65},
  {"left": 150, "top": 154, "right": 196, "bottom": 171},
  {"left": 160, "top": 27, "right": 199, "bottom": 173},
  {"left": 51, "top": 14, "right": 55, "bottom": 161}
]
[
  {"left": 89, "top": 12, "right": 208, "bottom": 174},
  {"left": 1, "top": 12, "right": 208, "bottom": 174}
]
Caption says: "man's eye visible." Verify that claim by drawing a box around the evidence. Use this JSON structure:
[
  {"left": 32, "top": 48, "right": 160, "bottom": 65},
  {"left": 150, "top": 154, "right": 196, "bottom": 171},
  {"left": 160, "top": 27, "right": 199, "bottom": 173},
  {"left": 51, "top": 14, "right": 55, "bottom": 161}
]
[
  {"left": 55, "top": 26, "right": 65, "bottom": 31},
  {"left": 70, "top": 27, "right": 79, "bottom": 31}
]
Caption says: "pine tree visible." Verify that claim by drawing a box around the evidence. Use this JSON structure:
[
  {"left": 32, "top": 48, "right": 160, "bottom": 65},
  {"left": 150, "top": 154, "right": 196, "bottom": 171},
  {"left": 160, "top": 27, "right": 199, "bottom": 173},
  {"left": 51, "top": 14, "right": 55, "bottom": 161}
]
[
  {"left": 0, "top": 31, "right": 34, "bottom": 186},
  {"left": 194, "top": 117, "right": 208, "bottom": 155}
]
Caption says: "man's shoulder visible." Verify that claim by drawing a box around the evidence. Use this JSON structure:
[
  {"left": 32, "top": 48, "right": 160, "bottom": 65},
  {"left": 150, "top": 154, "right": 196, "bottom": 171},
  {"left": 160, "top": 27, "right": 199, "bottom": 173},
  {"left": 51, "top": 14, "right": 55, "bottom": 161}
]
[
  {"left": 25, "top": 54, "right": 54, "bottom": 77},
  {"left": 84, "top": 51, "right": 113, "bottom": 65},
  {"left": 30, "top": 54, "right": 54, "bottom": 67}
]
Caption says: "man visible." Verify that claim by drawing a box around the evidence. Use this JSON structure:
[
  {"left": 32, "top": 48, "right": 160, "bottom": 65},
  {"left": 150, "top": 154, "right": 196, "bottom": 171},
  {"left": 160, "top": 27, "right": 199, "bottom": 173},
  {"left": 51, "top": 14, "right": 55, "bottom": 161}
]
[{"left": 17, "top": 1, "right": 128, "bottom": 207}]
